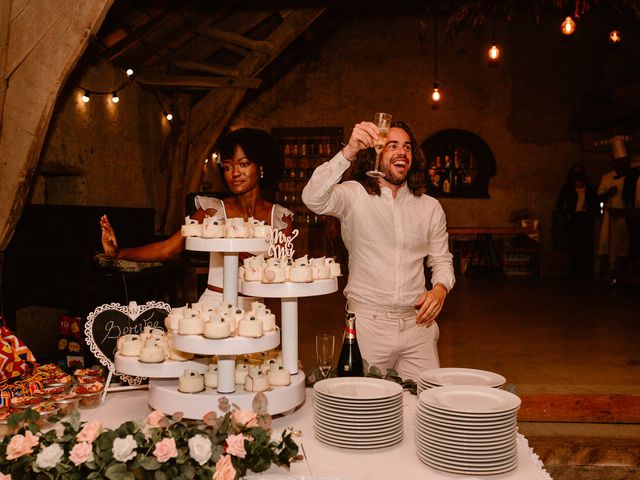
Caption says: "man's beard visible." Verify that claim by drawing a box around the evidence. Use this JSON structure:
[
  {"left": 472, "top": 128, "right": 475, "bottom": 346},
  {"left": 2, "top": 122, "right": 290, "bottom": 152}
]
[{"left": 382, "top": 156, "right": 409, "bottom": 185}]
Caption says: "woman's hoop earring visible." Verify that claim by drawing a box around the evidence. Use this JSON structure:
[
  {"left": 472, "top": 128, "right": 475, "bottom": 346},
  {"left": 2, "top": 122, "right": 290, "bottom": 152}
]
[{"left": 260, "top": 166, "right": 264, "bottom": 179}]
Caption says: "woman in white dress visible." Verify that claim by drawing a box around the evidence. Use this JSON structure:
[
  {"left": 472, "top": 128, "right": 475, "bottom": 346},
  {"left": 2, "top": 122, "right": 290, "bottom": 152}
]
[{"left": 99, "top": 128, "right": 293, "bottom": 306}]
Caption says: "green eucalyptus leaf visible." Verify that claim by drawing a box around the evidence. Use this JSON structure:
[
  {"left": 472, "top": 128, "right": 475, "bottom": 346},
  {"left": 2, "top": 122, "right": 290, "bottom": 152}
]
[
  {"left": 217, "top": 397, "right": 229, "bottom": 413},
  {"left": 139, "top": 456, "right": 161, "bottom": 470},
  {"left": 105, "top": 463, "right": 127, "bottom": 480},
  {"left": 251, "top": 392, "right": 268, "bottom": 415}
]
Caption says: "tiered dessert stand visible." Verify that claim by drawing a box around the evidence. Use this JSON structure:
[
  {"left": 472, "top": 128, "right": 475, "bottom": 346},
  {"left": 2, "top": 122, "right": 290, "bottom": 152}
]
[{"left": 116, "top": 236, "right": 337, "bottom": 418}]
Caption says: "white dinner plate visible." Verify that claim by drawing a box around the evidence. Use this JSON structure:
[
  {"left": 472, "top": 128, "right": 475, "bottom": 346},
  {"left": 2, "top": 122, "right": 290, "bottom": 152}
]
[
  {"left": 416, "top": 441, "right": 516, "bottom": 462},
  {"left": 416, "top": 422, "right": 518, "bottom": 438},
  {"left": 314, "top": 423, "right": 403, "bottom": 441},
  {"left": 416, "top": 436, "right": 516, "bottom": 456},
  {"left": 419, "top": 368, "right": 506, "bottom": 388},
  {"left": 314, "top": 393, "right": 402, "bottom": 410},
  {"left": 417, "top": 403, "right": 519, "bottom": 422},
  {"left": 416, "top": 408, "right": 517, "bottom": 428},
  {"left": 314, "top": 411, "right": 403, "bottom": 430},
  {"left": 313, "top": 401, "right": 403, "bottom": 419},
  {"left": 417, "top": 450, "right": 518, "bottom": 475},
  {"left": 314, "top": 377, "right": 403, "bottom": 400},
  {"left": 419, "top": 386, "right": 521, "bottom": 414},
  {"left": 416, "top": 429, "right": 517, "bottom": 448},
  {"left": 314, "top": 428, "right": 403, "bottom": 449}
]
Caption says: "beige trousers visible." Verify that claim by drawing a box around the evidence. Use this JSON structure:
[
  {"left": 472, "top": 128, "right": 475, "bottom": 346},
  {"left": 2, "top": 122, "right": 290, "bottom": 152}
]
[{"left": 347, "top": 299, "right": 440, "bottom": 382}]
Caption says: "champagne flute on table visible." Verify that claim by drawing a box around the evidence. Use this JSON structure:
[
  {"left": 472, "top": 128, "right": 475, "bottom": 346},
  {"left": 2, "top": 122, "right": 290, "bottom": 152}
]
[
  {"left": 366, "top": 112, "right": 392, "bottom": 178},
  {"left": 315, "top": 333, "right": 335, "bottom": 380}
]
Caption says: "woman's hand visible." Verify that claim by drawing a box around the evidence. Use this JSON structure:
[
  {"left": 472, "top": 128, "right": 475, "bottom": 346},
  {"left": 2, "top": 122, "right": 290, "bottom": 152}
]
[
  {"left": 342, "top": 122, "right": 379, "bottom": 160},
  {"left": 100, "top": 214, "right": 119, "bottom": 258},
  {"left": 415, "top": 284, "right": 448, "bottom": 327}
]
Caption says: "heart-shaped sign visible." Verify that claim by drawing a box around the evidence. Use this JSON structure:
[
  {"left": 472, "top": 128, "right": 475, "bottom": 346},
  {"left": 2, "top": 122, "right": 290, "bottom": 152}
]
[{"left": 84, "top": 301, "right": 170, "bottom": 385}]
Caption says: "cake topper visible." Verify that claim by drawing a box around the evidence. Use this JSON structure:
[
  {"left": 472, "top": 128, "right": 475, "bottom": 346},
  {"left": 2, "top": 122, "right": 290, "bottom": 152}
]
[{"left": 267, "top": 228, "right": 298, "bottom": 260}]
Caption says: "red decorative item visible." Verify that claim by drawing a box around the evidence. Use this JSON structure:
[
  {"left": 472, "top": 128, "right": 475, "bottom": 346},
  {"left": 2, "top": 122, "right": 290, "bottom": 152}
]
[{"left": 0, "top": 317, "right": 36, "bottom": 380}]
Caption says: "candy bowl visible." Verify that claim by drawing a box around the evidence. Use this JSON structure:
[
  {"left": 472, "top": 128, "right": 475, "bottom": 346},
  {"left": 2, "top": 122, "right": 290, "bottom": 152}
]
[
  {"left": 10, "top": 395, "right": 43, "bottom": 411},
  {"left": 51, "top": 393, "right": 80, "bottom": 415},
  {"left": 73, "top": 383, "right": 105, "bottom": 409}
]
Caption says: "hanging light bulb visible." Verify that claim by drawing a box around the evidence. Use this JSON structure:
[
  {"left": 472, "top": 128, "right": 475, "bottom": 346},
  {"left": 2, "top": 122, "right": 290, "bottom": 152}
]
[
  {"left": 126, "top": 68, "right": 134, "bottom": 77},
  {"left": 111, "top": 92, "right": 120, "bottom": 104},
  {"left": 561, "top": 16, "right": 576, "bottom": 35},
  {"left": 609, "top": 30, "right": 621, "bottom": 43},
  {"left": 81, "top": 91, "right": 91, "bottom": 103},
  {"left": 488, "top": 41, "right": 500, "bottom": 61},
  {"left": 164, "top": 111, "right": 173, "bottom": 121},
  {"left": 432, "top": 82, "right": 441, "bottom": 102}
]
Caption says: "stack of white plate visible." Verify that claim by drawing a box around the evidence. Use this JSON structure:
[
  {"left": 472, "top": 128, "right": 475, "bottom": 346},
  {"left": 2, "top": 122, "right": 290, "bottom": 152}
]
[
  {"left": 416, "top": 385, "right": 521, "bottom": 475},
  {"left": 417, "top": 367, "right": 506, "bottom": 395},
  {"left": 313, "top": 377, "right": 403, "bottom": 449}
]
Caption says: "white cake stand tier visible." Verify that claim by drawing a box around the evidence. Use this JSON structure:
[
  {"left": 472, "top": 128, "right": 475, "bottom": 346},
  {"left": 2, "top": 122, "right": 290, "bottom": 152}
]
[
  {"left": 171, "top": 330, "right": 280, "bottom": 356},
  {"left": 148, "top": 371, "right": 306, "bottom": 418},
  {"left": 241, "top": 278, "right": 338, "bottom": 378},
  {"left": 114, "top": 354, "right": 209, "bottom": 378}
]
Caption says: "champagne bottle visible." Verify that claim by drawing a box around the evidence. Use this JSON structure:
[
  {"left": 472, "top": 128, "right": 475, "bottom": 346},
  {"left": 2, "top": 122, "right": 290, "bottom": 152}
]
[{"left": 337, "top": 313, "right": 364, "bottom": 377}]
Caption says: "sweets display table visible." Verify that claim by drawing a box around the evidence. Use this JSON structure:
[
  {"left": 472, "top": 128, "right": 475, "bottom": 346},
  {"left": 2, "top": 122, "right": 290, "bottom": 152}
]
[{"left": 83, "top": 389, "right": 551, "bottom": 480}]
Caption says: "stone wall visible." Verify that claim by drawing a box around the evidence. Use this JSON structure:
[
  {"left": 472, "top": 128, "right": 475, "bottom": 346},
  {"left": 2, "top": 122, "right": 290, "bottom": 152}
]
[
  {"left": 34, "top": 56, "right": 172, "bottom": 232},
  {"left": 231, "top": 12, "right": 640, "bottom": 274}
]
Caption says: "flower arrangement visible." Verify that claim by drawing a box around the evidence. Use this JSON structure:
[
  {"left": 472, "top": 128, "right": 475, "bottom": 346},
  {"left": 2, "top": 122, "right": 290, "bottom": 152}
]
[{"left": 0, "top": 393, "right": 300, "bottom": 480}]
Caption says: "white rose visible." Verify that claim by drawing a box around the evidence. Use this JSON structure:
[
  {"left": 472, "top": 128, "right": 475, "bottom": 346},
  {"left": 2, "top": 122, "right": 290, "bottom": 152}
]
[
  {"left": 112, "top": 435, "right": 138, "bottom": 463},
  {"left": 35, "top": 443, "right": 64, "bottom": 470},
  {"left": 188, "top": 434, "right": 212, "bottom": 466}
]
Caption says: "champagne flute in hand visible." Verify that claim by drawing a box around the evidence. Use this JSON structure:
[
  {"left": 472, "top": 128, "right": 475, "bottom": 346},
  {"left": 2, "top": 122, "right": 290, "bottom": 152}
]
[
  {"left": 315, "top": 333, "right": 335, "bottom": 379},
  {"left": 366, "top": 112, "right": 392, "bottom": 178}
]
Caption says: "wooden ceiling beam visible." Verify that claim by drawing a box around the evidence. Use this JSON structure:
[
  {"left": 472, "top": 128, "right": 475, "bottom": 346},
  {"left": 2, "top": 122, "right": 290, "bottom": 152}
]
[
  {"left": 172, "top": 60, "right": 240, "bottom": 77},
  {"left": 135, "top": 73, "right": 261, "bottom": 89},
  {"left": 196, "top": 26, "right": 274, "bottom": 54}
]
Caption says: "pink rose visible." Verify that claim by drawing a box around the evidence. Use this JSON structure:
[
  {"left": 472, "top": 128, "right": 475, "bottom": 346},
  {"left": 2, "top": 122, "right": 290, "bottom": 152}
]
[
  {"left": 145, "top": 410, "right": 167, "bottom": 429},
  {"left": 224, "top": 434, "right": 246, "bottom": 459},
  {"left": 0, "top": 472, "right": 12, "bottom": 479},
  {"left": 76, "top": 419, "right": 103, "bottom": 443},
  {"left": 232, "top": 409, "right": 257, "bottom": 428},
  {"left": 153, "top": 437, "right": 177, "bottom": 463},
  {"left": 6, "top": 430, "right": 39, "bottom": 460},
  {"left": 69, "top": 442, "right": 94, "bottom": 466},
  {"left": 213, "top": 454, "right": 236, "bottom": 480}
]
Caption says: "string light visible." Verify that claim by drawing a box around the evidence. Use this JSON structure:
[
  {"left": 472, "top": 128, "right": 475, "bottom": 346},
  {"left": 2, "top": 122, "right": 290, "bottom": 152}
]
[
  {"left": 81, "top": 91, "right": 91, "bottom": 103},
  {"left": 488, "top": 41, "right": 500, "bottom": 61},
  {"left": 431, "top": 15, "right": 441, "bottom": 105},
  {"left": 561, "top": 16, "right": 576, "bottom": 35},
  {"left": 432, "top": 82, "right": 441, "bottom": 102},
  {"left": 111, "top": 92, "right": 120, "bottom": 104},
  {"left": 164, "top": 111, "right": 173, "bottom": 121},
  {"left": 488, "top": 18, "right": 500, "bottom": 63},
  {"left": 126, "top": 68, "right": 134, "bottom": 77},
  {"left": 609, "top": 30, "right": 621, "bottom": 43}
]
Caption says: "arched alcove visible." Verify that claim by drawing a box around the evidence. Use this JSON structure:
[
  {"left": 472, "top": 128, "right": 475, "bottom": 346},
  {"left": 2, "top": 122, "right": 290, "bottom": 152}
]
[{"left": 421, "top": 129, "right": 497, "bottom": 198}]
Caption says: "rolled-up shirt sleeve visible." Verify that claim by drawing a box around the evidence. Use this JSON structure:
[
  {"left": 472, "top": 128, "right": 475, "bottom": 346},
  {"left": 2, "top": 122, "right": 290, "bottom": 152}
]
[
  {"left": 426, "top": 202, "right": 456, "bottom": 292},
  {"left": 302, "top": 151, "right": 352, "bottom": 218}
]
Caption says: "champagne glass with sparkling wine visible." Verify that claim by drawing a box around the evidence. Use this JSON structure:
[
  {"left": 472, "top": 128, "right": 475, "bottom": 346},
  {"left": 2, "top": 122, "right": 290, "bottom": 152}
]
[
  {"left": 315, "top": 333, "right": 335, "bottom": 379},
  {"left": 366, "top": 112, "right": 392, "bottom": 178}
]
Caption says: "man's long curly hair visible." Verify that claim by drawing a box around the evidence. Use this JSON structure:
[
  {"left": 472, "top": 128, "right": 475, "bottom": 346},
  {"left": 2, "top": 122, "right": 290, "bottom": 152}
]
[{"left": 347, "top": 120, "right": 427, "bottom": 196}]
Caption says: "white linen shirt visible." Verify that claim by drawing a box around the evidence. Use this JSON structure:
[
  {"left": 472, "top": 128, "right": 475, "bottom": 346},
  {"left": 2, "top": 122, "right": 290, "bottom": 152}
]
[{"left": 302, "top": 151, "right": 455, "bottom": 309}]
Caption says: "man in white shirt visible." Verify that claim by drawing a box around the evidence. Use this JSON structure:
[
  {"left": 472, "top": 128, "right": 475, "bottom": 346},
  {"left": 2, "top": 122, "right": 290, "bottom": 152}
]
[{"left": 302, "top": 120, "right": 455, "bottom": 381}]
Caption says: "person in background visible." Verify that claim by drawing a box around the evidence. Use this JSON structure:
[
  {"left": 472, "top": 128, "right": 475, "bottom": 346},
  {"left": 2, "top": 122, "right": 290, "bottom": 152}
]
[
  {"left": 302, "top": 119, "right": 455, "bottom": 381},
  {"left": 622, "top": 155, "right": 640, "bottom": 264},
  {"left": 556, "top": 163, "right": 599, "bottom": 278},
  {"left": 100, "top": 128, "right": 293, "bottom": 308},
  {"left": 597, "top": 137, "right": 630, "bottom": 280}
]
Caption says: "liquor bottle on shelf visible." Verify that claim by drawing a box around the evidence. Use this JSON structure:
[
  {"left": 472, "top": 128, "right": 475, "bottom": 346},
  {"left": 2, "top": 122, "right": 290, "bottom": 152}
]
[{"left": 337, "top": 313, "right": 364, "bottom": 377}]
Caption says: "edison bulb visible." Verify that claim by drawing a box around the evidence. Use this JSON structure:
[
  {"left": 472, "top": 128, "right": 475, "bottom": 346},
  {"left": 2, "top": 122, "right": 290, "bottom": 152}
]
[
  {"left": 609, "top": 30, "right": 621, "bottom": 43},
  {"left": 165, "top": 112, "right": 173, "bottom": 121},
  {"left": 488, "top": 43, "right": 500, "bottom": 61},
  {"left": 561, "top": 16, "right": 576, "bottom": 35},
  {"left": 126, "top": 68, "right": 134, "bottom": 77},
  {"left": 111, "top": 92, "right": 120, "bottom": 104},
  {"left": 432, "top": 88, "right": 441, "bottom": 102},
  {"left": 81, "top": 92, "right": 90, "bottom": 103}
]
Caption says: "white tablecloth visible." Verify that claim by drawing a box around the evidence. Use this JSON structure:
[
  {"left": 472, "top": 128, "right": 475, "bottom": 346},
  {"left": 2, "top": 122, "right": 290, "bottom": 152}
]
[{"left": 81, "top": 389, "right": 552, "bottom": 480}]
